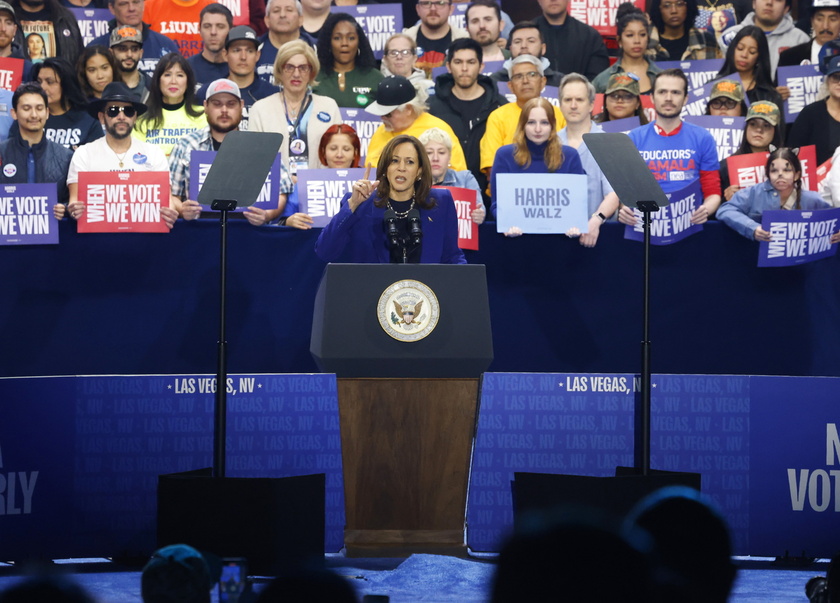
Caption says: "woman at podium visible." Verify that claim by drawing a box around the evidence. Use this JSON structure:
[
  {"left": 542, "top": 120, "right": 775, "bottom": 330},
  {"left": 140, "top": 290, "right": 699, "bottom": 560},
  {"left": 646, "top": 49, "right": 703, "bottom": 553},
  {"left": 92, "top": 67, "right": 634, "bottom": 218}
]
[{"left": 315, "top": 135, "right": 466, "bottom": 264}]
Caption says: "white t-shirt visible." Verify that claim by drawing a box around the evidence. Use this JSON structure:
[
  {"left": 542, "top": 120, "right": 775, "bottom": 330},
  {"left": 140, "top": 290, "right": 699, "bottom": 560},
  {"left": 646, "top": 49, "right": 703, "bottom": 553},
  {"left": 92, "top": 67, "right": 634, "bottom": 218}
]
[{"left": 67, "top": 136, "right": 170, "bottom": 184}]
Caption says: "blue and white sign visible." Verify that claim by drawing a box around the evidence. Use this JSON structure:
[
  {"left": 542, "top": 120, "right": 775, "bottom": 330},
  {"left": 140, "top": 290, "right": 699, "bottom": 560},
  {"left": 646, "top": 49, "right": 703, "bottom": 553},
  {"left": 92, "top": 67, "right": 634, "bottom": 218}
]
[{"left": 495, "top": 173, "right": 588, "bottom": 234}]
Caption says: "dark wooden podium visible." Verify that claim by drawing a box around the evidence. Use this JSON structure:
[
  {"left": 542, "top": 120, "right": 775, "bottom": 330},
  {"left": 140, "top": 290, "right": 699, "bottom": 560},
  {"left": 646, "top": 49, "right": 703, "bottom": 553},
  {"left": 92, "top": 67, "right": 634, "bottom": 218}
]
[{"left": 311, "top": 264, "right": 493, "bottom": 556}]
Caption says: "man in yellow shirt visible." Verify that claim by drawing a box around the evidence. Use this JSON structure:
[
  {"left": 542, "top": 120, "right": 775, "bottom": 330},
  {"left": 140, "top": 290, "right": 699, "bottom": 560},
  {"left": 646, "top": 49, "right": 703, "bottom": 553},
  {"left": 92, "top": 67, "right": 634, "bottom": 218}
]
[
  {"left": 365, "top": 75, "right": 467, "bottom": 171},
  {"left": 480, "top": 55, "right": 566, "bottom": 177}
]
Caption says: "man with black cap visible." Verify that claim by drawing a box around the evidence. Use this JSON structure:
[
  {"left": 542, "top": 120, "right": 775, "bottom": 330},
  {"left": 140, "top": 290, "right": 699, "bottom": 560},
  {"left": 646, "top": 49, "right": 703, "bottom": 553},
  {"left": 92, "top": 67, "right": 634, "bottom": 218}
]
[
  {"left": 365, "top": 75, "right": 467, "bottom": 170},
  {"left": 778, "top": 0, "right": 840, "bottom": 67},
  {"left": 64, "top": 81, "right": 178, "bottom": 227},
  {"left": 109, "top": 25, "right": 150, "bottom": 102},
  {"left": 88, "top": 0, "right": 179, "bottom": 79},
  {"left": 196, "top": 25, "right": 277, "bottom": 130},
  {"left": 170, "top": 77, "right": 293, "bottom": 225}
]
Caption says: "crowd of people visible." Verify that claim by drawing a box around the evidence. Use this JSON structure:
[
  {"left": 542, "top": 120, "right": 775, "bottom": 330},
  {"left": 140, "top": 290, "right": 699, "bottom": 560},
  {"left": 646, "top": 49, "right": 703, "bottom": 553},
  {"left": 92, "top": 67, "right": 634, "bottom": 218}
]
[
  {"left": 1, "top": 0, "right": 840, "bottom": 257},
  {"left": 1, "top": 491, "right": 837, "bottom": 601}
]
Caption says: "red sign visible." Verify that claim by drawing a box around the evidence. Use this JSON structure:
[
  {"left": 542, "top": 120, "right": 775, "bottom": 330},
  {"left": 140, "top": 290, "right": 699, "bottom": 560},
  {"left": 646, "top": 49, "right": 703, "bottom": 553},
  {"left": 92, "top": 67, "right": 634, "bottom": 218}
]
[
  {"left": 568, "top": 0, "right": 646, "bottom": 36},
  {"left": 0, "top": 57, "right": 24, "bottom": 92},
  {"left": 816, "top": 157, "right": 833, "bottom": 193},
  {"left": 728, "top": 145, "right": 818, "bottom": 191},
  {"left": 436, "top": 185, "right": 478, "bottom": 251},
  {"left": 77, "top": 171, "right": 170, "bottom": 233}
]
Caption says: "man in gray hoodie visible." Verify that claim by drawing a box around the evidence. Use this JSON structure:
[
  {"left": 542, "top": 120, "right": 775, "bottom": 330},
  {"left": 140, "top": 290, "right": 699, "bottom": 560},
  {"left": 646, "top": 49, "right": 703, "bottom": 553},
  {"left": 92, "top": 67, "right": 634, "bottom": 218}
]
[{"left": 719, "top": 0, "right": 809, "bottom": 77}]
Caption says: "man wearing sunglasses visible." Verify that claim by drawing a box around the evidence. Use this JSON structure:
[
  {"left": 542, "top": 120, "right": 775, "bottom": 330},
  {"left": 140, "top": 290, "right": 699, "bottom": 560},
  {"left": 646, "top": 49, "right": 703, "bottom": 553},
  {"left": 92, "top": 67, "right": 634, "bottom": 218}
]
[{"left": 64, "top": 81, "right": 178, "bottom": 228}]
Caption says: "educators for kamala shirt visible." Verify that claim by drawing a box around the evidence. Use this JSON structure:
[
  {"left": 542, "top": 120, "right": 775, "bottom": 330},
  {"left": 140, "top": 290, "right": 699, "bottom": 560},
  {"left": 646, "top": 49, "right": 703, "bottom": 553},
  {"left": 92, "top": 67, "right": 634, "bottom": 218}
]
[{"left": 627, "top": 121, "right": 720, "bottom": 194}]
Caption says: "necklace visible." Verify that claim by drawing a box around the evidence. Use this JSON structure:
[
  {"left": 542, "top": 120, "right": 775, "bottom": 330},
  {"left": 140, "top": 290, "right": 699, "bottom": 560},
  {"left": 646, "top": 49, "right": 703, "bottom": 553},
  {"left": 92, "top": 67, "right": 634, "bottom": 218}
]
[
  {"left": 112, "top": 147, "right": 129, "bottom": 168},
  {"left": 337, "top": 71, "right": 346, "bottom": 92},
  {"left": 387, "top": 198, "right": 415, "bottom": 218}
]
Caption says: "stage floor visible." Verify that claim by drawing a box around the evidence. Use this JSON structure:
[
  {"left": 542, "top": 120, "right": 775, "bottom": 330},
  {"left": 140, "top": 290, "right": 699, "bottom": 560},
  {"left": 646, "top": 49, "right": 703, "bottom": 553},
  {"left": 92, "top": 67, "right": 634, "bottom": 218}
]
[{"left": 0, "top": 554, "right": 826, "bottom": 602}]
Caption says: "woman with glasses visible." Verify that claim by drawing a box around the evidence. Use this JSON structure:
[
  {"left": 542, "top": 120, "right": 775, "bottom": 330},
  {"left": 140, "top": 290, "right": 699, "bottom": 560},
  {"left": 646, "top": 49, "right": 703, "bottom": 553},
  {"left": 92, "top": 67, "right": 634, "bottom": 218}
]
[
  {"left": 594, "top": 73, "right": 649, "bottom": 125},
  {"left": 592, "top": 3, "right": 661, "bottom": 94},
  {"left": 705, "top": 79, "right": 747, "bottom": 117},
  {"left": 250, "top": 40, "right": 342, "bottom": 174},
  {"left": 647, "top": 0, "right": 720, "bottom": 61},
  {"left": 380, "top": 33, "right": 433, "bottom": 91},
  {"left": 715, "top": 26, "right": 782, "bottom": 110},
  {"left": 30, "top": 57, "right": 104, "bottom": 150},
  {"left": 719, "top": 100, "right": 783, "bottom": 201},
  {"left": 133, "top": 52, "right": 206, "bottom": 157}
]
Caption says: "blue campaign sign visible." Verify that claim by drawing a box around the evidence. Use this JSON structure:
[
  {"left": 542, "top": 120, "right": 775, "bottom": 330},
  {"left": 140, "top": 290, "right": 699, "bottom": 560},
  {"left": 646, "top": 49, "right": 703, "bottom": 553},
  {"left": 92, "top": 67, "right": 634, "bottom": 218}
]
[
  {"left": 297, "top": 167, "right": 365, "bottom": 227},
  {"left": 339, "top": 108, "right": 379, "bottom": 164},
  {"left": 329, "top": 4, "right": 402, "bottom": 60},
  {"left": 0, "top": 374, "right": 345, "bottom": 558},
  {"left": 778, "top": 64, "right": 822, "bottom": 123},
  {"left": 69, "top": 8, "right": 111, "bottom": 46},
  {"left": 759, "top": 207, "right": 840, "bottom": 267},
  {"left": 654, "top": 58, "right": 724, "bottom": 91},
  {"left": 749, "top": 376, "right": 840, "bottom": 557},
  {"left": 495, "top": 173, "right": 588, "bottom": 234},
  {"left": 623, "top": 180, "right": 704, "bottom": 245},
  {"left": 189, "top": 150, "right": 280, "bottom": 212},
  {"left": 599, "top": 115, "right": 640, "bottom": 134},
  {"left": 0, "top": 183, "right": 59, "bottom": 245},
  {"left": 685, "top": 115, "right": 745, "bottom": 163}
]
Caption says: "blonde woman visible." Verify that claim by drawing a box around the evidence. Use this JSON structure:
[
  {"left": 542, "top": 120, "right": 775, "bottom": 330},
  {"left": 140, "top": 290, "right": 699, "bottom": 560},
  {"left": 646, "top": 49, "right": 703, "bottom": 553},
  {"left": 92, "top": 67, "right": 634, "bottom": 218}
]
[
  {"left": 418, "top": 127, "right": 485, "bottom": 225},
  {"left": 249, "top": 39, "right": 342, "bottom": 174}
]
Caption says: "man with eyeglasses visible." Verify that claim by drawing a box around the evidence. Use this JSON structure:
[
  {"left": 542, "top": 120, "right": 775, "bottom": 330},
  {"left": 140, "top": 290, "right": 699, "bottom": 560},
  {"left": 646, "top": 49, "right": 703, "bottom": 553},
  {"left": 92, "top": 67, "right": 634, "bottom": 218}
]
[
  {"left": 187, "top": 3, "right": 233, "bottom": 86},
  {"left": 404, "top": 0, "right": 468, "bottom": 72},
  {"left": 170, "top": 78, "right": 293, "bottom": 225},
  {"left": 88, "top": 0, "right": 180, "bottom": 79},
  {"left": 196, "top": 25, "right": 278, "bottom": 130},
  {"left": 256, "top": 0, "right": 315, "bottom": 85},
  {"left": 535, "top": 0, "right": 609, "bottom": 81},
  {"left": 428, "top": 38, "right": 506, "bottom": 203},
  {"left": 479, "top": 54, "right": 566, "bottom": 179},
  {"left": 620, "top": 69, "right": 721, "bottom": 227},
  {"left": 64, "top": 81, "right": 178, "bottom": 228}
]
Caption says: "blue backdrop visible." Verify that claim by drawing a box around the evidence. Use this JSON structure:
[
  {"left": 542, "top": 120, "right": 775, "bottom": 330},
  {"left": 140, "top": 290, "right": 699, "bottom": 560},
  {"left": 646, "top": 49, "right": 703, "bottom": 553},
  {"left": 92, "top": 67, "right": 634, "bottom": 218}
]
[{"left": 2, "top": 220, "right": 840, "bottom": 377}]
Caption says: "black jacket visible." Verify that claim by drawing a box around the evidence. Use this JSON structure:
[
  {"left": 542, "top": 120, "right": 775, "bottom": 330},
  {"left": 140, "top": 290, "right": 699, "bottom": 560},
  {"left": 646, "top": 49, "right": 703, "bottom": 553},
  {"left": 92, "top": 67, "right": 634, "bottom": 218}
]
[
  {"left": 0, "top": 134, "right": 73, "bottom": 203},
  {"left": 428, "top": 73, "right": 508, "bottom": 198},
  {"left": 536, "top": 14, "right": 609, "bottom": 82},
  {"left": 12, "top": 0, "right": 84, "bottom": 70}
]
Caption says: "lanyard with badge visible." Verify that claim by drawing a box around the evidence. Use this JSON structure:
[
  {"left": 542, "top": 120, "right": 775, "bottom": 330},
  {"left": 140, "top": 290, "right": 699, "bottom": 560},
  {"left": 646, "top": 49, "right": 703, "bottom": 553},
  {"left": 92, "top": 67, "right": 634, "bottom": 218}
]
[{"left": 284, "top": 92, "right": 312, "bottom": 175}]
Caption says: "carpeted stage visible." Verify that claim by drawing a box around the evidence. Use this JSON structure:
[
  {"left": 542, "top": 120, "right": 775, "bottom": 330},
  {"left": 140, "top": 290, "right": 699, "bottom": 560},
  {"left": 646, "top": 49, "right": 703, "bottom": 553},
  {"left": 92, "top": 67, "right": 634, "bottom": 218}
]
[{"left": 0, "top": 554, "right": 828, "bottom": 601}]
